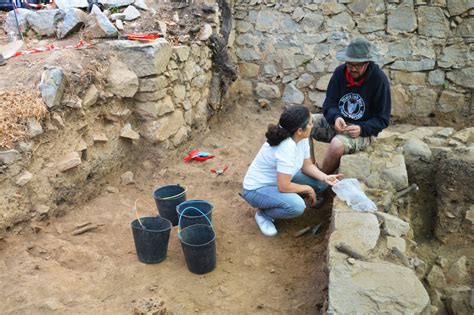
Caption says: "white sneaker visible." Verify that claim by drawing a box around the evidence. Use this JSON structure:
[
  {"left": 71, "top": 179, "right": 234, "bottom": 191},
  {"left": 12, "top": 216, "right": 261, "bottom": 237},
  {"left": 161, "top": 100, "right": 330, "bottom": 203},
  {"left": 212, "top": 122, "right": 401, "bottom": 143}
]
[{"left": 255, "top": 210, "right": 277, "bottom": 236}]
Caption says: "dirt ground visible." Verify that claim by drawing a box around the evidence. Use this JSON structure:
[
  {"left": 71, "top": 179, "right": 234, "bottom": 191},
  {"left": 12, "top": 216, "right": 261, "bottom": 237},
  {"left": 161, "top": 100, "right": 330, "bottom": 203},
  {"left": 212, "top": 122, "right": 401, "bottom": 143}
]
[{"left": 0, "top": 101, "right": 331, "bottom": 314}]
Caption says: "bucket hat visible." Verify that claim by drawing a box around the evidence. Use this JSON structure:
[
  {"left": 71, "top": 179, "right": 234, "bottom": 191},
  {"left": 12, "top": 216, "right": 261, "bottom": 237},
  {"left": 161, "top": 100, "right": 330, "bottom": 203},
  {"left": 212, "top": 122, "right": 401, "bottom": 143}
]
[{"left": 336, "top": 37, "right": 377, "bottom": 62}]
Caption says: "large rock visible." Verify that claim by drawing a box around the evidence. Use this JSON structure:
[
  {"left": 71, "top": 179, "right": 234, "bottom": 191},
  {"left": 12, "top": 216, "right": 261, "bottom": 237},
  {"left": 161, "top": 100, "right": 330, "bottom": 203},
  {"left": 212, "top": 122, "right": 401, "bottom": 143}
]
[
  {"left": 57, "top": 152, "right": 81, "bottom": 172},
  {"left": 357, "top": 15, "right": 385, "bottom": 33},
  {"left": 391, "top": 85, "right": 410, "bottom": 119},
  {"left": 329, "top": 261, "right": 429, "bottom": 314},
  {"left": 4, "top": 8, "right": 30, "bottom": 34},
  {"left": 57, "top": 8, "right": 87, "bottom": 39},
  {"left": 339, "top": 153, "right": 371, "bottom": 181},
  {"left": 403, "top": 138, "right": 432, "bottom": 162},
  {"left": 123, "top": 5, "right": 141, "bottom": 21},
  {"left": 456, "top": 18, "right": 474, "bottom": 38},
  {"left": 301, "top": 13, "right": 324, "bottom": 32},
  {"left": 439, "top": 44, "right": 470, "bottom": 69},
  {"left": 142, "top": 110, "right": 184, "bottom": 143},
  {"left": 417, "top": 6, "right": 451, "bottom": 38},
  {"left": 446, "top": 67, "right": 474, "bottom": 89},
  {"left": 391, "top": 59, "right": 435, "bottom": 72},
  {"left": 106, "top": 60, "right": 138, "bottom": 98},
  {"left": 316, "top": 74, "right": 332, "bottom": 91},
  {"left": 438, "top": 90, "right": 465, "bottom": 113},
  {"left": 347, "top": 0, "right": 385, "bottom": 14},
  {"left": 413, "top": 87, "right": 438, "bottom": 116},
  {"left": 447, "top": 0, "right": 474, "bottom": 16},
  {"left": 139, "top": 76, "right": 168, "bottom": 93},
  {"left": 282, "top": 84, "right": 304, "bottom": 104},
  {"left": 26, "top": 10, "right": 65, "bottom": 37},
  {"left": 327, "top": 12, "right": 355, "bottom": 31},
  {"left": 387, "top": 3, "right": 417, "bottom": 34},
  {"left": 84, "top": 5, "right": 118, "bottom": 38},
  {"left": 255, "top": 83, "right": 280, "bottom": 99},
  {"left": 108, "top": 39, "right": 172, "bottom": 77},
  {"left": 375, "top": 212, "right": 410, "bottom": 237},
  {"left": 39, "top": 67, "right": 65, "bottom": 108},
  {"left": 391, "top": 71, "right": 426, "bottom": 85},
  {"left": 55, "top": 0, "right": 88, "bottom": 9},
  {"left": 255, "top": 9, "right": 300, "bottom": 33}
]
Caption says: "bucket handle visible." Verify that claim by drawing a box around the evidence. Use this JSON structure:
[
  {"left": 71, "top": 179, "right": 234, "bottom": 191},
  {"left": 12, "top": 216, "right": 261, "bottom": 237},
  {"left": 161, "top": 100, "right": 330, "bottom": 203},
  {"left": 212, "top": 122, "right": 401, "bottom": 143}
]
[
  {"left": 177, "top": 206, "right": 213, "bottom": 240},
  {"left": 156, "top": 184, "right": 188, "bottom": 201},
  {"left": 133, "top": 198, "right": 159, "bottom": 229}
]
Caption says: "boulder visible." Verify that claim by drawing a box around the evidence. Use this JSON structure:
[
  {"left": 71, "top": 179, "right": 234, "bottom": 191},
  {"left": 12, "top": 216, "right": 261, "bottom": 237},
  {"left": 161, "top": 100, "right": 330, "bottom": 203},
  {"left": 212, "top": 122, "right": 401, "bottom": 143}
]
[
  {"left": 387, "top": 3, "right": 417, "bottom": 34},
  {"left": 329, "top": 261, "right": 429, "bottom": 314},
  {"left": 39, "top": 67, "right": 65, "bottom": 108},
  {"left": 446, "top": 67, "right": 474, "bottom": 89},
  {"left": 106, "top": 60, "right": 138, "bottom": 98},
  {"left": 3, "top": 8, "right": 30, "bottom": 34},
  {"left": 57, "top": 152, "right": 81, "bottom": 172},
  {"left": 375, "top": 212, "right": 410, "bottom": 237},
  {"left": 255, "top": 83, "right": 280, "bottom": 99},
  {"left": 57, "top": 8, "right": 88, "bottom": 39},
  {"left": 282, "top": 84, "right": 304, "bottom": 104},
  {"left": 417, "top": 6, "right": 451, "bottom": 38},
  {"left": 26, "top": 10, "right": 65, "bottom": 37},
  {"left": 84, "top": 5, "right": 118, "bottom": 38},
  {"left": 120, "top": 123, "right": 140, "bottom": 140},
  {"left": 108, "top": 39, "right": 173, "bottom": 77}
]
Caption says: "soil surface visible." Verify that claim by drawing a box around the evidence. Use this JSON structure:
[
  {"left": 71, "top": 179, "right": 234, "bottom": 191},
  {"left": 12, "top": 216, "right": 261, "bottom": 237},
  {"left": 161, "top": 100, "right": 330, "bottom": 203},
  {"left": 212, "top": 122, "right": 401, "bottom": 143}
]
[{"left": 0, "top": 101, "right": 331, "bottom": 314}]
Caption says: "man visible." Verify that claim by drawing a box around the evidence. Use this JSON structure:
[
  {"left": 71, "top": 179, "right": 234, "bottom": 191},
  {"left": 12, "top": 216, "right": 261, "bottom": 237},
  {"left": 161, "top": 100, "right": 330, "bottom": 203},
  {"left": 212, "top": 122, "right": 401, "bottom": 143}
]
[{"left": 311, "top": 37, "right": 391, "bottom": 174}]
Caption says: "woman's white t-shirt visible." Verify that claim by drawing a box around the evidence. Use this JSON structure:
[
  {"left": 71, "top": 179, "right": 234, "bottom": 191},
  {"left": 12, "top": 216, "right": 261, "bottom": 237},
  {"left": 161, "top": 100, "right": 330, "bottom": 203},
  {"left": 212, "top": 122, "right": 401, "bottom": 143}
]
[{"left": 243, "top": 138, "right": 310, "bottom": 190}]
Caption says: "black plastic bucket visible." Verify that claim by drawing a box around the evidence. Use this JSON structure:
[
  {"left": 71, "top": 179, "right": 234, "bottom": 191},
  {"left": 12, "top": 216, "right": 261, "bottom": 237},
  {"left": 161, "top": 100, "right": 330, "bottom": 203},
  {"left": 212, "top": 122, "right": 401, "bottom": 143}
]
[
  {"left": 153, "top": 185, "right": 187, "bottom": 226},
  {"left": 131, "top": 216, "right": 172, "bottom": 264},
  {"left": 179, "top": 224, "right": 216, "bottom": 274},
  {"left": 176, "top": 200, "right": 213, "bottom": 229}
]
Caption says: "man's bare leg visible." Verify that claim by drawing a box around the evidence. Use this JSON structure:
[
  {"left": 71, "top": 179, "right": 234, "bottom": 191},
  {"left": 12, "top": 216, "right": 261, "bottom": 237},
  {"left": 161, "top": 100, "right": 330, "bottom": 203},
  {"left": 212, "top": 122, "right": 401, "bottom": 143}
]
[{"left": 321, "top": 137, "right": 345, "bottom": 174}]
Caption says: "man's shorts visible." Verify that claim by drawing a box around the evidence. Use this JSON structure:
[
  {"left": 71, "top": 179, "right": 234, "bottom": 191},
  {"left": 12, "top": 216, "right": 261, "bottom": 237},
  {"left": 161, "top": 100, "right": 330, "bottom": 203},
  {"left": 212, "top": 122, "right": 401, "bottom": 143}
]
[{"left": 311, "top": 114, "right": 374, "bottom": 154}]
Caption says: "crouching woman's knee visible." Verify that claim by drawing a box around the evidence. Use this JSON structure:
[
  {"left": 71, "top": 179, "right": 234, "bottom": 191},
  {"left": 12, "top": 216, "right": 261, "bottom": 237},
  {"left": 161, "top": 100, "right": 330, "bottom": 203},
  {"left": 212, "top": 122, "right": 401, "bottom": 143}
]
[{"left": 284, "top": 197, "right": 306, "bottom": 218}]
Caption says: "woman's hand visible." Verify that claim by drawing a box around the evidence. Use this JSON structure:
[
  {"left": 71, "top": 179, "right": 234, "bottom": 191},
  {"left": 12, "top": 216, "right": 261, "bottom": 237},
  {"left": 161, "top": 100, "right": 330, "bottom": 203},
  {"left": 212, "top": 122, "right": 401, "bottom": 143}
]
[
  {"left": 306, "top": 188, "right": 316, "bottom": 207},
  {"left": 324, "top": 174, "right": 344, "bottom": 186}
]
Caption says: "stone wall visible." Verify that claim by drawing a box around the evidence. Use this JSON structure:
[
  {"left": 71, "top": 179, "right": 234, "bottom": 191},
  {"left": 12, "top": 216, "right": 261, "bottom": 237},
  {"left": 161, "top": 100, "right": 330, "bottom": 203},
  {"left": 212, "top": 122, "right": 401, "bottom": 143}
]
[
  {"left": 231, "top": 0, "right": 473, "bottom": 126},
  {"left": 0, "top": 39, "right": 213, "bottom": 231}
]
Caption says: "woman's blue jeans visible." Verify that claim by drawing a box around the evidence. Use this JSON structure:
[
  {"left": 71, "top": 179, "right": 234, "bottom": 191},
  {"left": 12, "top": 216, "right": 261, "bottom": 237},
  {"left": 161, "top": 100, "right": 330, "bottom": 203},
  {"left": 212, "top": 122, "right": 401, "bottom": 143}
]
[{"left": 242, "top": 171, "right": 328, "bottom": 220}]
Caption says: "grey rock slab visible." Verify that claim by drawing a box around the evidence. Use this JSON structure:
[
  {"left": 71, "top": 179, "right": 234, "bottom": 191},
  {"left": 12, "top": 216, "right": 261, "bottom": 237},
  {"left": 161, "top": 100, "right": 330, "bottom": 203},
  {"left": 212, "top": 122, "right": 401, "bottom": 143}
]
[
  {"left": 4, "top": 8, "right": 30, "bottom": 34},
  {"left": 439, "top": 44, "right": 470, "bottom": 69},
  {"left": 309, "top": 92, "right": 325, "bottom": 108},
  {"left": 282, "top": 84, "right": 304, "bottom": 104},
  {"left": 427, "top": 265, "right": 447, "bottom": 288},
  {"left": 235, "top": 47, "right": 261, "bottom": 61},
  {"left": 348, "top": 0, "right": 385, "bottom": 14},
  {"left": 120, "top": 123, "right": 140, "bottom": 140},
  {"left": 134, "top": 90, "right": 167, "bottom": 102},
  {"left": 456, "top": 17, "right": 474, "bottom": 38},
  {"left": 381, "top": 165, "right": 409, "bottom": 191},
  {"left": 108, "top": 39, "right": 172, "bottom": 77},
  {"left": 106, "top": 60, "right": 138, "bottom": 98},
  {"left": 115, "top": 19, "right": 124, "bottom": 31},
  {"left": 320, "top": 2, "right": 346, "bottom": 15},
  {"left": 451, "top": 127, "right": 474, "bottom": 144},
  {"left": 55, "top": 0, "right": 88, "bottom": 9},
  {"left": 339, "top": 153, "right": 371, "bottom": 181},
  {"left": 296, "top": 73, "right": 314, "bottom": 89},
  {"left": 58, "top": 8, "right": 88, "bottom": 39},
  {"left": 85, "top": 5, "right": 118, "bottom": 38},
  {"left": 447, "top": 0, "right": 474, "bottom": 16},
  {"left": 301, "top": 12, "right": 324, "bottom": 32},
  {"left": 152, "top": 110, "right": 184, "bottom": 142},
  {"left": 255, "top": 83, "right": 280, "bottom": 99},
  {"left": 26, "top": 10, "right": 65, "bottom": 37},
  {"left": 403, "top": 138, "right": 432, "bottom": 161},
  {"left": 446, "top": 67, "right": 474, "bottom": 89},
  {"left": 387, "top": 236, "right": 406, "bottom": 252},
  {"left": 174, "top": 45, "right": 190, "bottom": 62},
  {"left": 387, "top": 3, "right": 417, "bottom": 33},
  {"left": 57, "top": 152, "right": 81, "bottom": 172},
  {"left": 438, "top": 90, "right": 465, "bottom": 113},
  {"left": 110, "top": 13, "right": 126, "bottom": 21},
  {"left": 138, "top": 76, "right": 168, "bottom": 93},
  {"left": 357, "top": 14, "right": 385, "bottom": 33},
  {"left": 306, "top": 60, "right": 325, "bottom": 73},
  {"left": 375, "top": 211, "right": 410, "bottom": 237},
  {"left": 391, "top": 59, "right": 435, "bottom": 72},
  {"left": 255, "top": 9, "right": 300, "bottom": 33},
  {"left": 16, "top": 171, "right": 33, "bottom": 186},
  {"left": 413, "top": 87, "right": 438, "bottom": 117},
  {"left": 0, "top": 150, "right": 21, "bottom": 165},
  {"left": 418, "top": 6, "right": 451, "bottom": 38},
  {"left": 123, "top": 5, "right": 141, "bottom": 21},
  {"left": 329, "top": 212, "right": 380, "bottom": 259},
  {"left": 316, "top": 74, "right": 332, "bottom": 91},
  {"left": 39, "top": 67, "right": 65, "bottom": 108},
  {"left": 327, "top": 12, "right": 355, "bottom": 31},
  {"left": 291, "top": 7, "right": 305, "bottom": 22},
  {"left": 328, "top": 260, "right": 429, "bottom": 314},
  {"left": 282, "top": 73, "right": 298, "bottom": 84},
  {"left": 428, "top": 69, "right": 446, "bottom": 86},
  {"left": 391, "top": 85, "right": 410, "bottom": 119}
]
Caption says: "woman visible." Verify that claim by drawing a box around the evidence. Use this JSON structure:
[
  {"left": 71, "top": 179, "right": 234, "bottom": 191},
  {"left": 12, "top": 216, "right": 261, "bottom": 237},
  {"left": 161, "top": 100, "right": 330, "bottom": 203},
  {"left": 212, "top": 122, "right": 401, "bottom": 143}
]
[{"left": 242, "top": 106, "right": 342, "bottom": 236}]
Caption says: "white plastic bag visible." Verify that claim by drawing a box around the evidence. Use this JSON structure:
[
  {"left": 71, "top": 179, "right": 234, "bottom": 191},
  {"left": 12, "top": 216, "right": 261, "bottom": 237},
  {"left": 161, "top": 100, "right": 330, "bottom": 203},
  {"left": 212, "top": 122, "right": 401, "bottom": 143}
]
[{"left": 332, "top": 178, "right": 377, "bottom": 212}]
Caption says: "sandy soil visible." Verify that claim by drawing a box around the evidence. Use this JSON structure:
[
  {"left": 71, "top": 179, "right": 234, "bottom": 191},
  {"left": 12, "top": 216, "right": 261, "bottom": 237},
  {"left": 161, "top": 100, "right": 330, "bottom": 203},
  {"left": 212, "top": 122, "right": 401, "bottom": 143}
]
[{"left": 0, "top": 101, "right": 331, "bottom": 314}]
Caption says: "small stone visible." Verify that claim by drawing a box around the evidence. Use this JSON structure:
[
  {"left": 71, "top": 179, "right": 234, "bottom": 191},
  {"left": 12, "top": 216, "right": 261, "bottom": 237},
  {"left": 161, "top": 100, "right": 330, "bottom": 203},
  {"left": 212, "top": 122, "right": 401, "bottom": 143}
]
[
  {"left": 123, "top": 5, "right": 140, "bottom": 21},
  {"left": 57, "top": 152, "right": 81, "bottom": 172},
  {"left": 51, "top": 113, "right": 65, "bottom": 128},
  {"left": 92, "top": 132, "right": 108, "bottom": 142},
  {"left": 36, "top": 204, "right": 50, "bottom": 215},
  {"left": 347, "top": 258, "right": 356, "bottom": 265},
  {"left": 115, "top": 19, "right": 124, "bottom": 31},
  {"left": 387, "top": 236, "right": 406, "bottom": 253},
  {"left": 106, "top": 186, "right": 119, "bottom": 193},
  {"left": 27, "top": 118, "right": 43, "bottom": 138},
  {"left": 120, "top": 123, "right": 140, "bottom": 140},
  {"left": 16, "top": 171, "right": 33, "bottom": 186},
  {"left": 198, "top": 24, "right": 212, "bottom": 41},
  {"left": 75, "top": 139, "right": 88, "bottom": 152},
  {"left": 121, "top": 171, "right": 134, "bottom": 185}
]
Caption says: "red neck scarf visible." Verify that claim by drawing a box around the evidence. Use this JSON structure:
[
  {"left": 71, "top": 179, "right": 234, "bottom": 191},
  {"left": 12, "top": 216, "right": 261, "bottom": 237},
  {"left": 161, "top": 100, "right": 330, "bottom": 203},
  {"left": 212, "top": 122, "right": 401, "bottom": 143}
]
[{"left": 345, "top": 67, "right": 368, "bottom": 88}]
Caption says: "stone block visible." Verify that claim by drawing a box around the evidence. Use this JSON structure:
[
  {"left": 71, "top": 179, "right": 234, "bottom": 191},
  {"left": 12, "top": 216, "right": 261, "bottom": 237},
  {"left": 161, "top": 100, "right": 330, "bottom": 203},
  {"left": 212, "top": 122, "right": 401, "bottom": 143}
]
[
  {"left": 438, "top": 90, "right": 465, "bottom": 113},
  {"left": 387, "top": 3, "right": 417, "bottom": 34},
  {"left": 418, "top": 6, "right": 451, "bottom": 38},
  {"left": 339, "top": 153, "right": 371, "bottom": 181},
  {"left": 375, "top": 212, "right": 410, "bottom": 237},
  {"left": 106, "top": 60, "right": 138, "bottom": 98},
  {"left": 57, "top": 152, "right": 81, "bottom": 172}
]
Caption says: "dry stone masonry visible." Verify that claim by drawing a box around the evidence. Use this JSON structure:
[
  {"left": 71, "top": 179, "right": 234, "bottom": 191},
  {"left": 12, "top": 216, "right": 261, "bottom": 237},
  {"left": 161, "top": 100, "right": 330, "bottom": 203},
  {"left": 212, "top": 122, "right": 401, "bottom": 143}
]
[{"left": 231, "top": 0, "right": 473, "bottom": 126}]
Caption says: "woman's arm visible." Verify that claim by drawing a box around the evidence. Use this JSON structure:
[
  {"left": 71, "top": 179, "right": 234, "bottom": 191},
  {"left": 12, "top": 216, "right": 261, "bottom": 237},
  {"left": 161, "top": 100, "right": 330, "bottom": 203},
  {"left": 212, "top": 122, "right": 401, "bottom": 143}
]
[
  {"left": 277, "top": 172, "right": 316, "bottom": 206},
  {"left": 301, "top": 159, "right": 343, "bottom": 185}
]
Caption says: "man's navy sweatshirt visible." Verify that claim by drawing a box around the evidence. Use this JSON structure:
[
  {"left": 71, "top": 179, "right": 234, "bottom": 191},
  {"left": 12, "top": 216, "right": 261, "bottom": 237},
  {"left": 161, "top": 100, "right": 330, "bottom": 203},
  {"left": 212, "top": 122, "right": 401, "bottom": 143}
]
[{"left": 323, "top": 62, "right": 391, "bottom": 137}]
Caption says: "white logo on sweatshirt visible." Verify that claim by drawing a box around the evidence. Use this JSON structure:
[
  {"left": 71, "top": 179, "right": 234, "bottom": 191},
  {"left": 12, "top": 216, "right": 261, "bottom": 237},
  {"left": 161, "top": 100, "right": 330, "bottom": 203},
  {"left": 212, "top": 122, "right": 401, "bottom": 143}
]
[{"left": 339, "top": 93, "right": 365, "bottom": 120}]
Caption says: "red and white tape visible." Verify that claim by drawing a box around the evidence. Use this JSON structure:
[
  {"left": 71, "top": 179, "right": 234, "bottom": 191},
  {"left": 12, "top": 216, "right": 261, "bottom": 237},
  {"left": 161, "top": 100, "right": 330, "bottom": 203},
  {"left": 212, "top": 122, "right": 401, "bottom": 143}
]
[{"left": 13, "top": 40, "right": 94, "bottom": 57}]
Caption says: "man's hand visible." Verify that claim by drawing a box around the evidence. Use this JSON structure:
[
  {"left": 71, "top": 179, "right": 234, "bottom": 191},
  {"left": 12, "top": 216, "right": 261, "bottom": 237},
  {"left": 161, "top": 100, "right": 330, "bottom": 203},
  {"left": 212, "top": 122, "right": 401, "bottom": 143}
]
[
  {"left": 345, "top": 125, "right": 361, "bottom": 138},
  {"left": 334, "top": 117, "right": 347, "bottom": 133}
]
